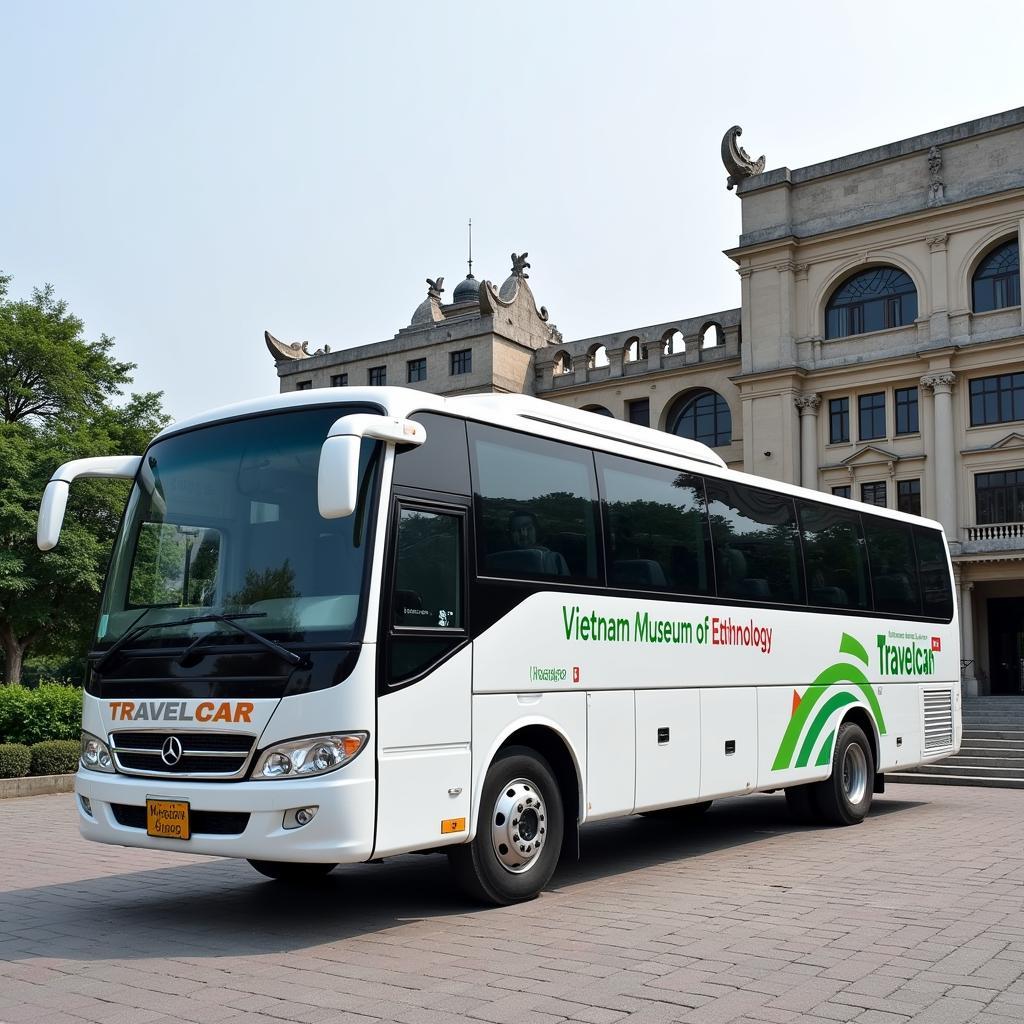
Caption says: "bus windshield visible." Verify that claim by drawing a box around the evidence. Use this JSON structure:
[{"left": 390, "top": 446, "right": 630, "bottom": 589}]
[{"left": 96, "top": 405, "right": 381, "bottom": 649}]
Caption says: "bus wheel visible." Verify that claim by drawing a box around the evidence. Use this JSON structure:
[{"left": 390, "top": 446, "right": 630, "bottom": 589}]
[
  {"left": 247, "top": 860, "right": 337, "bottom": 881},
  {"left": 812, "top": 721, "right": 875, "bottom": 826},
  {"left": 449, "top": 746, "right": 564, "bottom": 906}
]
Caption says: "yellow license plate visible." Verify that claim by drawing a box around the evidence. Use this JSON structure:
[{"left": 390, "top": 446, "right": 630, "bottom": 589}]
[{"left": 146, "top": 798, "right": 190, "bottom": 840}]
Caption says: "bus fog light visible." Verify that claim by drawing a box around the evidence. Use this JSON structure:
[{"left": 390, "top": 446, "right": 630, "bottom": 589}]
[
  {"left": 283, "top": 806, "right": 319, "bottom": 829},
  {"left": 254, "top": 733, "right": 368, "bottom": 780},
  {"left": 79, "top": 795, "right": 93, "bottom": 817}
]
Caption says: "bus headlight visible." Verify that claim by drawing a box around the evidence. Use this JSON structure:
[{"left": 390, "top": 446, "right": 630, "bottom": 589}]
[
  {"left": 252, "top": 733, "right": 367, "bottom": 780},
  {"left": 80, "top": 732, "right": 115, "bottom": 773}
]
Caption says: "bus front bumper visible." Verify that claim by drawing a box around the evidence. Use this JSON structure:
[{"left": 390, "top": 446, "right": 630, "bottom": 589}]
[{"left": 74, "top": 770, "right": 375, "bottom": 863}]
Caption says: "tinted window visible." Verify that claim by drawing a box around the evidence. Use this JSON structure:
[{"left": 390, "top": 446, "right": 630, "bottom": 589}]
[
  {"left": 975, "top": 469, "right": 1024, "bottom": 524},
  {"left": 829, "top": 398, "right": 849, "bottom": 444},
  {"left": 392, "top": 413, "right": 471, "bottom": 495},
  {"left": 969, "top": 373, "right": 1024, "bottom": 426},
  {"left": 705, "top": 478, "right": 803, "bottom": 604},
  {"left": 914, "top": 526, "right": 953, "bottom": 620},
  {"left": 895, "top": 387, "right": 918, "bottom": 434},
  {"left": 798, "top": 502, "right": 870, "bottom": 611},
  {"left": 599, "top": 455, "right": 713, "bottom": 595},
  {"left": 393, "top": 509, "right": 462, "bottom": 629},
  {"left": 897, "top": 479, "right": 921, "bottom": 516},
  {"left": 864, "top": 518, "right": 920, "bottom": 616},
  {"left": 859, "top": 392, "right": 886, "bottom": 440},
  {"left": 470, "top": 424, "right": 599, "bottom": 581}
]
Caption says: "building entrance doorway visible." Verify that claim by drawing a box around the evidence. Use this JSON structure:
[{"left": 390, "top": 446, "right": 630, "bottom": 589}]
[{"left": 987, "top": 597, "right": 1024, "bottom": 694}]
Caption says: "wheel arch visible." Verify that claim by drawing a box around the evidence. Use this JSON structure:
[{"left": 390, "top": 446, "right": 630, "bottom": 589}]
[
  {"left": 839, "top": 705, "right": 880, "bottom": 774},
  {"left": 470, "top": 719, "right": 583, "bottom": 854}
]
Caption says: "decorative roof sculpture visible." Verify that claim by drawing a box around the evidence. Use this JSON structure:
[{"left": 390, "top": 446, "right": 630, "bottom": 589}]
[
  {"left": 721, "top": 125, "right": 765, "bottom": 191},
  {"left": 410, "top": 276, "right": 447, "bottom": 326},
  {"left": 264, "top": 330, "right": 331, "bottom": 361}
]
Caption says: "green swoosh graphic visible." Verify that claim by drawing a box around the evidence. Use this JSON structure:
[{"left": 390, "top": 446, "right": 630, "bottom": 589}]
[
  {"left": 771, "top": 632, "right": 887, "bottom": 772},
  {"left": 797, "top": 691, "right": 857, "bottom": 767},
  {"left": 816, "top": 729, "right": 836, "bottom": 767},
  {"left": 840, "top": 632, "right": 869, "bottom": 666}
]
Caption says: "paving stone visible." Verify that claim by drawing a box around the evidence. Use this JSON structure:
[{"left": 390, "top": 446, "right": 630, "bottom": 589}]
[{"left": 2, "top": 786, "right": 1024, "bottom": 1024}]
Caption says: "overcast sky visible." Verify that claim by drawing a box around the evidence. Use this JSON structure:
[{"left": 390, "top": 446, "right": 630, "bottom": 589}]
[{"left": 2, "top": 1, "right": 1023, "bottom": 423}]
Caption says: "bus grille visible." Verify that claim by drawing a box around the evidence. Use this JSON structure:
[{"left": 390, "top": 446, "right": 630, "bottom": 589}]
[
  {"left": 111, "top": 804, "right": 250, "bottom": 835},
  {"left": 110, "top": 731, "right": 255, "bottom": 779},
  {"left": 923, "top": 689, "right": 954, "bottom": 750}
]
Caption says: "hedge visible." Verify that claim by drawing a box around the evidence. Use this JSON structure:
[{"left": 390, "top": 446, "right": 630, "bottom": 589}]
[
  {"left": 0, "top": 743, "right": 31, "bottom": 779},
  {"left": 0, "top": 683, "right": 83, "bottom": 745},
  {"left": 29, "top": 740, "right": 81, "bottom": 777}
]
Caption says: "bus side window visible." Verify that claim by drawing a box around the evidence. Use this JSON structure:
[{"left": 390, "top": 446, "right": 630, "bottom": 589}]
[
  {"left": 863, "top": 517, "right": 921, "bottom": 616},
  {"left": 597, "top": 454, "right": 713, "bottom": 596},
  {"left": 914, "top": 525, "right": 954, "bottom": 620},
  {"left": 393, "top": 508, "right": 463, "bottom": 629},
  {"left": 705, "top": 478, "right": 804, "bottom": 605},
  {"left": 797, "top": 500, "right": 870, "bottom": 611},
  {"left": 392, "top": 414, "right": 471, "bottom": 495},
  {"left": 469, "top": 424, "right": 600, "bottom": 582}
]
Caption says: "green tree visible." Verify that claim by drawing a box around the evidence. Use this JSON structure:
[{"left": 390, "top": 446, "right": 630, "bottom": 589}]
[{"left": 0, "top": 273, "right": 170, "bottom": 683}]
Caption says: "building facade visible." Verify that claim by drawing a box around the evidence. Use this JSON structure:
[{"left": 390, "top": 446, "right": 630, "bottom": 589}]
[{"left": 267, "top": 109, "right": 1024, "bottom": 697}]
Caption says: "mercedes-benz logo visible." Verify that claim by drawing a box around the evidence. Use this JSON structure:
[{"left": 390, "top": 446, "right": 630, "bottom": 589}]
[{"left": 160, "top": 736, "right": 183, "bottom": 767}]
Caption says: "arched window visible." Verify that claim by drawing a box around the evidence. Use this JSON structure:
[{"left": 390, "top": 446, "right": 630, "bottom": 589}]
[
  {"left": 582, "top": 405, "right": 613, "bottom": 417},
  {"left": 587, "top": 344, "right": 609, "bottom": 368},
  {"left": 825, "top": 267, "right": 918, "bottom": 339},
  {"left": 670, "top": 389, "right": 732, "bottom": 447},
  {"left": 553, "top": 351, "right": 573, "bottom": 375},
  {"left": 973, "top": 239, "right": 1020, "bottom": 313}
]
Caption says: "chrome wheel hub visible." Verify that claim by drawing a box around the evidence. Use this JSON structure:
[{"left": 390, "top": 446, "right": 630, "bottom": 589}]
[
  {"left": 842, "top": 743, "right": 868, "bottom": 805},
  {"left": 491, "top": 778, "right": 546, "bottom": 874}
]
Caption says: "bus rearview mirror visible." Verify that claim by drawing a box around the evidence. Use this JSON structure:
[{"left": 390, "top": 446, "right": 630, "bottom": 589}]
[
  {"left": 37, "top": 455, "right": 143, "bottom": 551},
  {"left": 318, "top": 414, "right": 426, "bottom": 519}
]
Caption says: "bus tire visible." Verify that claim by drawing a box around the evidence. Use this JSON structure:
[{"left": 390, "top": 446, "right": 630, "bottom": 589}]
[
  {"left": 449, "top": 746, "right": 564, "bottom": 906},
  {"left": 247, "top": 860, "right": 337, "bottom": 881},
  {"left": 812, "top": 721, "right": 875, "bottom": 826}
]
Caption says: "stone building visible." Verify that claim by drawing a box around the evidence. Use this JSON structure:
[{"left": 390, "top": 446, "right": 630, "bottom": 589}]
[{"left": 267, "top": 108, "right": 1024, "bottom": 698}]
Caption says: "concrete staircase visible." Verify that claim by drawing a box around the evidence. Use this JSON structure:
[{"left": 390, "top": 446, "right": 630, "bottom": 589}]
[{"left": 888, "top": 697, "right": 1024, "bottom": 789}]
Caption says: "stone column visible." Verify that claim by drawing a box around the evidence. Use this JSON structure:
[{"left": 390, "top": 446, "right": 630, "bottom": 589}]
[
  {"left": 922, "top": 372, "right": 958, "bottom": 549},
  {"left": 960, "top": 580, "right": 978, "bottom": 697},
  {"left": 794, "top": 394, "right": 821, "bottom": 490}
]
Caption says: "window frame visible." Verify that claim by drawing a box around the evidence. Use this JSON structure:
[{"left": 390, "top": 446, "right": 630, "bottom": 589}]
[
  {"left": 858, "top": 392, "right": 886, "bottom": 441},
  {"left": 894, "top": 387, "right": 919, "bottom": 436},
  {"left": 368, "top": 366, "right": 387, "bottom": 386},
  {"left": 468, "top": 422, "right": 605, "bottom": 587},
  {"left": 670, "top": 389, "right": 732, "bottom": 447},
  {"left": 897, "top": 478, "right": 921, "bottom": 516},
  {"left": 861, "top": 481, "right": 887, "bottom": 507},
  {"left": 450, "top": 349, "right": 472, "bottom": 376},
  {"left": 407, "top": 358, "right": 427, "bottom": 384},
  {"left": 972, "top": 239, "right": 1021, "bottom": 314},
  {"left": 825, "top": 266, "right": 919, "bottom": 340},
  {"left": 829, "top": 397, "right": 850, "bottom": 444},
  {"left": 969, "top": 372, "right": 1024, "bottom": 427},
  {"left": 381, "top": 496, "right": 470, "bottom": 692},
  {"left": 330, "top": 373, "right": 348, "bottom": 388}
]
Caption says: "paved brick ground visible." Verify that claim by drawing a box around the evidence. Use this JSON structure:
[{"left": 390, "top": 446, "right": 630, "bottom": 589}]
[{"left": 1, "top": 785, "right": 1023, "bottom": 1024}]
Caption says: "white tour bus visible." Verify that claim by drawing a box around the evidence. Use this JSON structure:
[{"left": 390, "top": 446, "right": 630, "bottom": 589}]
[{"left": 38, "top": 386, "right": 961, "bottom": 904}]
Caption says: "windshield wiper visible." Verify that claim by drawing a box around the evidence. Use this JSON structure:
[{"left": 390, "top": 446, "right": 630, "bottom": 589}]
[
  {"left": 176, "top": 613, "right": 310, "bottom": 669},
  {"left": 93, "top": 612, "right": 294, "bottom": 674}
]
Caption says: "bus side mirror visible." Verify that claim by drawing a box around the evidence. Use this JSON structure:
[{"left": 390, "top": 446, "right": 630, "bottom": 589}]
[
  {"left": 37, "top": 455, "right": 142, "bottom": 551},
  {"left": 318, "top": 414, "right": 426, "bottom": 519}
]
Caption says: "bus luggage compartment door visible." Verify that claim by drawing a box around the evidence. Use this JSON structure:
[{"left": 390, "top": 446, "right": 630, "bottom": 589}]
[{"left": 699, "top": 687, "right": 757, "bottom": 799}]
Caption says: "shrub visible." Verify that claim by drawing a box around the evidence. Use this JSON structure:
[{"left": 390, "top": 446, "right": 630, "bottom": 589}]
[
  {"left": 29, "top": 740, "right": 81, "bottom": 776},
  {"left": 0, "top": 683, "right": 83, "bottom": 745},
  {"left": 0, "top": 743, "right": 31, "bottom": 779}
]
